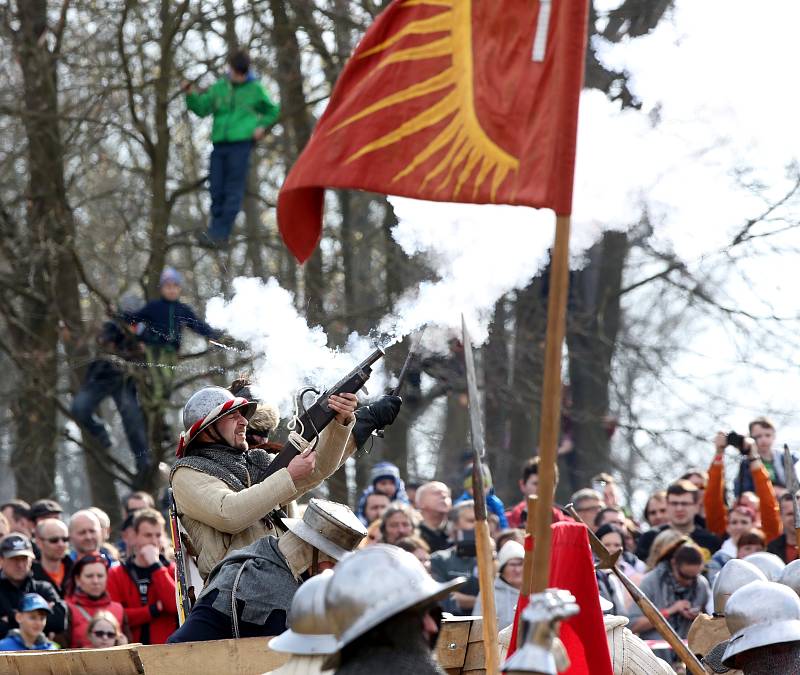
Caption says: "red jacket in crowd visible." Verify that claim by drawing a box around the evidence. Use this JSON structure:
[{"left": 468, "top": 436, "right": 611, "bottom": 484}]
[
  {"left": 66, "top": 589, "right": 125, "bottom": 648},
  {"left": 506, "top": 499, "right": 572, "bottom": 529},
  {"left": 107, "top": 559, "right": 178, "bottom": 644}
]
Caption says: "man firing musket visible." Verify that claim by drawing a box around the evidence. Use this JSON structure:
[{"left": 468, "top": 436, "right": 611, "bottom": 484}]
[{"left": 169, "top": 347, "right": 401, "bottom": 586}]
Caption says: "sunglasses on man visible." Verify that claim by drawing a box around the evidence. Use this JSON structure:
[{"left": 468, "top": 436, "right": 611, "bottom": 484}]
[{"left": 45, "top": 536, "right": 70, "bottom": 544}]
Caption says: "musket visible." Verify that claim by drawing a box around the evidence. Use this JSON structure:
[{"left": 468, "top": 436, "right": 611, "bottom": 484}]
[
  {"left": 263, "top": 347, "right": 385, "bottom": 477},
  {"left": 783, "top": 444, "right": 800, "bottom": 556},
  {"left": 462, "top": 316, "right": 500, "bottom": 675},
  {"left": 565, "top": 504, "right": 705, "bottom": 675},
  {"left": 390, "top": 344, "right": 416, "bottom": 397},
  {"left": 373, "top": 330, "right": 425, "bottom": 438},
  {"left": 167, "top": 488, "right": 192, "bottom": 624}
]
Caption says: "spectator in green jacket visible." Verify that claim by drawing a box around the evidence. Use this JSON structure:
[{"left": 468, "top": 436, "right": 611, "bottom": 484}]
[{"left": 182, "top": 50, "right": 280, "bottom": 246}]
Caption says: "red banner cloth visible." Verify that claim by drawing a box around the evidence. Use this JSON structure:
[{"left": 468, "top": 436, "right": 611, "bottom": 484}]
[
  {"left": 506, "top": 521, "right": 613, "bottom": 675},
  {"left": 277, "top": 0, "right": 589, "bottom": 262}
]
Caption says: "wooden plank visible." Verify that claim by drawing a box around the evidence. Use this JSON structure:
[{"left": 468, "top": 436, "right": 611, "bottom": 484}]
[
  {"left": 0, "top": 644, "right": 143, "bottom": 675},
  {"left": 436, "top": 620, "right": 471, "bottom": 668},
  {"left": 463, "top": 640, "right": 487, "bottom": 672},
  {"left": 137, "top": 637, "right": 288, "bottom": 674},
  {"left": 467, "top": 618, "right": 484, "bottom": 643}
]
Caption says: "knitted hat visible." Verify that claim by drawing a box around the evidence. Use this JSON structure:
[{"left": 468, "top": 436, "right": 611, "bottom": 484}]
[
  {"left": 159, "top": 266, "right": 183, "bottom": 287},
  {"left": 498, "top": 540, "right": 525, "bottom": 571},
  {"left": 369, "top": 461, "right": 401, "bottom": 486}
]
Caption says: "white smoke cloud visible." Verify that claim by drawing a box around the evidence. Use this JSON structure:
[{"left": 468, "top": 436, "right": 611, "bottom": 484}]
[{"left": 206, "top": 277, "right": 386, "bottom": 413}]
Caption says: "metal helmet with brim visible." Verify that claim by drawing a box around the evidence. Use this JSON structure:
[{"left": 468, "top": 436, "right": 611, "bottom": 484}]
[
  {"left": 712, "top": 558, "right": 766, "bottom": 615},
  {"left": 176, "top": 386, "right": 257, "bottom": 457},
  {"left": 324, "top": 544, "right": 466, "bottom": 649},
  {"left": 269, "top": 569, "right": 338, "bottom": 656},
  {"left": 742, "top": 551, "right": 785, "bottom": 581},
  {"left": 721, "top": 580, "right": 800, "bottom": 667},
  {"left": 778, "top": 558, "right": 800, "bottom": 597},
  {"left": 282, "top": 499, "right": 367, "bottom": 561}
]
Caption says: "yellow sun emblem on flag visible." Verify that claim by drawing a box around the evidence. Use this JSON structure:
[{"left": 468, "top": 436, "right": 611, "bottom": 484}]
[{"left": 329, "top": 0, "right": 519, "bottom": 201}]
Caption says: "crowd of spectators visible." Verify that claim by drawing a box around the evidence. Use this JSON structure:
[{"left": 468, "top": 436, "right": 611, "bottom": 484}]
[
  {"left": 0, "top": 414, "right": 794, "bottom": 667},
  {"left": 0, "top": 492, "right": 177, "bottom": 651}
]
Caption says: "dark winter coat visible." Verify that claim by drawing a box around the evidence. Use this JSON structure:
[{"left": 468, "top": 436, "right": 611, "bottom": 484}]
[
  {"left": 125, "top": 298, "right": 219, "bottom": 351},
  {"left": 0, "top": 573, "right": 67, "bottom": 639},
  {"left": 31, "top": 556, "right": 73, "bottom": 597}
]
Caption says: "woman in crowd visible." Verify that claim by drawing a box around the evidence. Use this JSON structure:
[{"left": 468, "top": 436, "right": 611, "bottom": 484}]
[
  {"left": 66, "top": 554, "right": 126, "bottom": 648},
  {"left": 595, "top": 523, "right": 644, "bottom": 610},
  {"left": 473, "top": 540, "right": 524, "bottom": 629},
  {"left": 736, "top": 528, "right": 766, "bottom": 558},
  {"left": 361, "top": 520, "right": 382, "bottom": 547},
  {"left": 87, "top": 610, "right": 127, "bottom": 648}
]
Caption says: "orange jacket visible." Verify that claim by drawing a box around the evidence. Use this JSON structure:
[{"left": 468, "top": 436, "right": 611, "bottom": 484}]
[{"left": 705, "top": 456, "right": 781, "bottom": 542}]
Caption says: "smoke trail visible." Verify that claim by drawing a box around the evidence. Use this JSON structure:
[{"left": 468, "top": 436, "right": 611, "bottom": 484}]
[{"left": 205, "top": 277, "right": 388, "bottom": 413}]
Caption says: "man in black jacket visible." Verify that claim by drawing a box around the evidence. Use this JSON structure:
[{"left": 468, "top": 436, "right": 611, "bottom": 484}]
[
  {"left": 635, "top": 480, "right": 721, "bottom": 563},
  {"left": 0, "top": 534, "right": 67, "bottom": 640},
  {"left": 767, "top": 493, "right": 798, "bottom": 563}
]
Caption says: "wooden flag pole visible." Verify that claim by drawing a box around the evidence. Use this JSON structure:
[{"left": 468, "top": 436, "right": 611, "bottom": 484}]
[{"left": 531, "top": 215, "right": 572, "bottom": 593}]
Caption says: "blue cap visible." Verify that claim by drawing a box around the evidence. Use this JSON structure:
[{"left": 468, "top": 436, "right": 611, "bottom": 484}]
[
  {"left": 19, "top": 593, "right": 51, "bottom": 614},
  {"left": 159, "top": 266, "right": 183, "bottom": 287}
]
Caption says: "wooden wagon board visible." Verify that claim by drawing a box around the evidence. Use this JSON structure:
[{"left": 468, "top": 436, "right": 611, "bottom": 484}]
[{"left": 0, "top": 617, "right": 486, "bottom": 674}]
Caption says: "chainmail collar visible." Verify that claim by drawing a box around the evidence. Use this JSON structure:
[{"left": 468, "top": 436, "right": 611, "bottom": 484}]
[{"left": 170, "top": 442, "right": 274, "bottom": 492}]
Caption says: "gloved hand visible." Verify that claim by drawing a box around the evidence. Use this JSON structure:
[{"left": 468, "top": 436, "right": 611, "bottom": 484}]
[{"left": 352, "top": 395, "right": 403, "bottom": 448}]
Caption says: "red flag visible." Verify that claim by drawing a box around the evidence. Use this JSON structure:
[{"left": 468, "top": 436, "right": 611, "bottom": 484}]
[
  {"left": 277, "top": 0, "right": 589, "bottom": 262},
  {"left": 507, "top": 522, "right": 612, "bottom": 675}
]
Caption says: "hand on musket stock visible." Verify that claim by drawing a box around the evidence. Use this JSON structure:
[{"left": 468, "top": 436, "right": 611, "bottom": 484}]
[{"left": 565, "top": 503, "right": 706, "bottom": 675}]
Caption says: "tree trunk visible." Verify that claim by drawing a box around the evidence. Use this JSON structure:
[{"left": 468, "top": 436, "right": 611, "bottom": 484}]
[
  {"left": 437, "top": 392, "right": 469, "bottom": 493},
  {"left": 484, "top": 297, "right": 515, "bottom": 503},
  {"left": 509, "top": 278, "right": 547, "bottom": 466},
  {"left": 564, "top": 231, "right": 628, "bottom": 495},
  {"left": 12, "top": 0, "right": 90, "bottom": 501}
]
